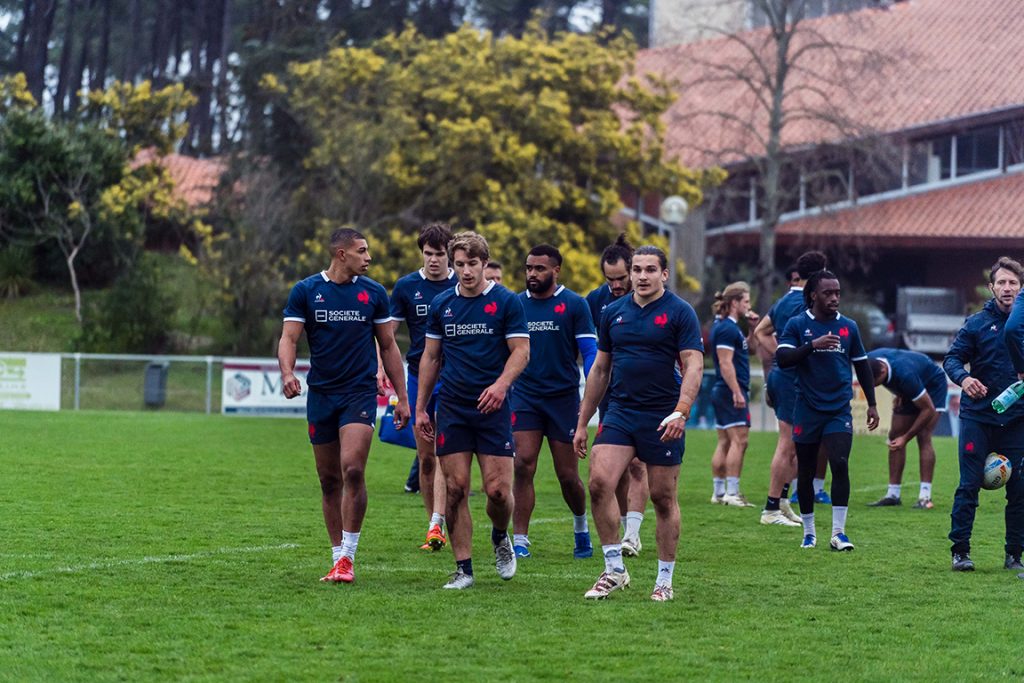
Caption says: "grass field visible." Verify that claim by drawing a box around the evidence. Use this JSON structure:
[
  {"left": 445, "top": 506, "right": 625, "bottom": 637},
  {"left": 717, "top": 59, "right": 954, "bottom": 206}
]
[{"left": 2, "top": 410, "right": 1021, "bottom": 682}]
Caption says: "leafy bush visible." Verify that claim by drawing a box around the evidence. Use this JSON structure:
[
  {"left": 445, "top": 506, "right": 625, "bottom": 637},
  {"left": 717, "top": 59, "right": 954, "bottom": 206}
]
[
  {"left": 0, "top": 245, "right": 35, "bottom": 298},
  {"left": 76, "top": 253, "right": 176, "bottom": 353}
]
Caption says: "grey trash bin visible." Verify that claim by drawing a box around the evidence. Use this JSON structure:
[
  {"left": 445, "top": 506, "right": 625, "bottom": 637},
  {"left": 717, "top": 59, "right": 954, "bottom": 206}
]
[{"left": 144, "top": 361, "right": 169, "bottom": 408}]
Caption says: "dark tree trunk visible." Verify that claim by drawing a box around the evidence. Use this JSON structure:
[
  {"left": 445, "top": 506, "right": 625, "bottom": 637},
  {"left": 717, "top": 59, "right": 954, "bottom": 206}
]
[
  {"left": 67, "top": 0, "right": 93, "bottom": 112},
  {"left": 150, "top": 0, "right": 171, "bottom": 84},
  {"left": 216, "top": 0, "right": 232, "bottom": 151},
  {"left": 121, "top": 0, "right": 142, "bottom": 81},
  {"left": 54, "top": 0, "right": 77, "bottom": 116},
  {"left": 90, "top": 0, "right": 111, "bottom": 92},
  {"left": 170, "top": 0, "right": 183, "bottom": 75},
  {"left": 24, "top": 0, "right": 57, "bottom": 103},
  {"left": 15, "top": 0, "right": 34, "bottom": 71}
]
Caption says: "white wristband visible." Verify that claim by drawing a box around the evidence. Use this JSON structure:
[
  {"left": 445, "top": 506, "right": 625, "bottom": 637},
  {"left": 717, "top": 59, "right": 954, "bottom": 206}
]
[{"left": 659, "top": 411, "right": 684, "bottom": 428}]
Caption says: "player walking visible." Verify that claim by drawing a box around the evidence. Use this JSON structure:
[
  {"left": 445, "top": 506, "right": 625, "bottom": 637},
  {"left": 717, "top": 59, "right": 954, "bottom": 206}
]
[
  {"left": 416, "top": 232, "right": 530, "bottom": 589},
  {"left": 776, "top": 269, "right": 879, "bottom": 551},
  {"left": 511, "top": 245, "right": 598, "bottom": 559},
  {"left": 574, "top": 246, "right": 704, "bottom": 602},
  {"left": 278, "top": 228, "right": 410, "bottom": 583},
  {"left": 390, "top": 223, "right": 457, "bottom": 550}
]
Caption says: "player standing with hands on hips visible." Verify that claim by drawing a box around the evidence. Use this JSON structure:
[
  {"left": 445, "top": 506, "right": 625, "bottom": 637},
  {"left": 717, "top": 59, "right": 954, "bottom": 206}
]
[
  {"left": 944, "top": 256, "right": 1024, "bottom": 572},
  {"left": 573, "top": 245, "right": 704, "bottom": 602},
  {"left": 776, "top": 269, "right": 879, "bottom": 552},
  {"left": 278, "top": 228, "right": 410, "bottom": 583}
]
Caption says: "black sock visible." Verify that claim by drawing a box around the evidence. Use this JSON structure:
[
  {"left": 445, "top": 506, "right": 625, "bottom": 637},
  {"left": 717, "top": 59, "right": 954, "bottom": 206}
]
[
  {"left": 765, "top": 496, "right": 780, "bottom": 511},
  {"left": 491, "top": 527, "right": 508, "bottom": 546},
  {"left": 456, "top": 558, "right": 473, "bottom": 576},
  {"left": 781, "top": 483, "right": 791, "bottom": 497}
]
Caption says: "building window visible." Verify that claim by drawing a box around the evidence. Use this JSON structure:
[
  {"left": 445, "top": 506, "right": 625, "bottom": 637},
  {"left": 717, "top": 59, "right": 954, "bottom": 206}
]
[
  {"left": 805, "top": 158, "right": 851, "bottom": 208},
  {"left": 707, "top": 173, "right": 756, "bottom": 228},
  {"left": 907, "top": 136, "right": 952, "bottom": 185},
  {"left": 1007, "top": 119, "right": 1024, "bottom": 167},
  {"left": 955, "top": 125, "right": 1000, "bottom": 176}
]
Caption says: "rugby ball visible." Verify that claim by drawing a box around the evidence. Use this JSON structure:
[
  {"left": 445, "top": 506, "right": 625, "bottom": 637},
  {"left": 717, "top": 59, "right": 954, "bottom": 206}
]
[{"left": 982, "top": 453, "right": 1012, "bottom": 490}]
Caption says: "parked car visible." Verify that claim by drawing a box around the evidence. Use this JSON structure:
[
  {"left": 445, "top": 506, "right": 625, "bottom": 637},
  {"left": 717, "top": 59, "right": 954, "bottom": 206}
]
[{"left": 846, "top": 302, "right": 898, "bottom": 350}]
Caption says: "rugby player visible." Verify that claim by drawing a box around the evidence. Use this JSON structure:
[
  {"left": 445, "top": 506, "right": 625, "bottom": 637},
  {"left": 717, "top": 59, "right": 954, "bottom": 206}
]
[
  {"left": 574, "top": 245, "right": 704, "bottom": 602},
  {"left": 511, "top": 245, "right": 598, "bottom": 559},
  {"left": 585, "top": 234, "right": 650, "bottom": 556},
  {"left": 866, "top": 348, "right": 948, "bottom": 509},
  {"left": 708, "top": 282, "right": 759, "bottom": 507},
  {"left": 484, "top": 261, "right": 503, "bottom": 285},
  {"left": 390, "top": 223, "right": 457, "bottom": 549},
  {"left": 776, "top": 269, "right": 879, "bottom": 551},
  {"left": 416, "top": 232, "right": 530, "bottom": 589},
  {"left": 278, "top": 228, "right": 410, "bottom": 584}
]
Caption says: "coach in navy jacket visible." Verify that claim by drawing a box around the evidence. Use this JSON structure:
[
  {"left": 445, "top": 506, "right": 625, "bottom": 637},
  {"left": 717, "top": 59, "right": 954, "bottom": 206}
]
[{"left": 943, "top": 257, "right": 1024, "bottom": 571}]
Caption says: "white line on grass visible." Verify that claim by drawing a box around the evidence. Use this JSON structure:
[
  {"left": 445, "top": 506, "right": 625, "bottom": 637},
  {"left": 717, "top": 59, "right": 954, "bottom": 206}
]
[{"left": 0, "top": 543, "right": 300, "bottom": 581}]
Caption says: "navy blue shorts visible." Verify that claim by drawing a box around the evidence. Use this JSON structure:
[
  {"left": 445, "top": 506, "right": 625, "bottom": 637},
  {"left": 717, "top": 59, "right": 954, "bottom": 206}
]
[
  {"left": 306, "top": 390, "right": 377, "bottom": 444},
  {"left": 894, "top": 378, "right": 948, "bottom": 416},
  {"left": 711, "top": 384, "right": 751, "bottom": 429},
  {"left": 407, "top": 372, "right": 439, "bottom": 420},
  {"left": 766, "top": 370, "right": 796, "bottom": 424},
  {"left": 593, "top": 404, "right": 684, "bottom": 466},
  {"left": 791, "top": 400, "right": 852, "bottom": 444},
  {"left": 510, "top": 389, "right": 580, "bottom": 442},
  {"left": 435, "top": 398, "right": 515, "bottom": 457}
]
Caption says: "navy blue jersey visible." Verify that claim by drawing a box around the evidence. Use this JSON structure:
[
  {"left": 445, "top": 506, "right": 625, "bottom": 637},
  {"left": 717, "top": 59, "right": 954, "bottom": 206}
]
[
  {"left": 868, "top": 348, "right": 946, "bottom": 404},
  {"left": 1005, "top": 289, "right": 1024, "bottom": 373},
  {"left": 766, "top": 287, "right": 805, "bottom": 381},
  {"left": 710, "top": 316, "right": 750, "bottom": 392},
  {"left": 426, "top": 282, "right": 529, "bottom": 404},
  {"left": 390, "top": 268, "right": 457, "bottom": 376},
  {"left": 777, "top": 310, "right": 868, "bottom": 412},
  {"left": 516, "top": 285, "right": 597, "bottom": 397},
  {"left": 283, "top": 272, "right": 391, "bottom": 393},
  {"left": 944, "top": 299, "right": 1024, "bottom": 425},
  {"left": 586, "top": 284, "right": 617, "bottom": 329},
  {"left": 598, "top": 291, "right": 704, "bottom": 413}
]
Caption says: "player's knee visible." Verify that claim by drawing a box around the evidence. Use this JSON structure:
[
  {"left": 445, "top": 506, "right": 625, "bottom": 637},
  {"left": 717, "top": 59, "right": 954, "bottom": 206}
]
[
  {"left": 514, "top": 459, "right": 536, "bottom": 480},
  {"left": 341, "top": 464, "right": 365, "bottom": 488},
  {"left": 419, "top": 454, "right": 436, "bottom": 476},
  {"left": 318, "top": 474, "right": 341, "bottom": 497},
  {"left": 484, "top": 480, "right": 510, "bottom": 504},
  {"left": 735, "top": 433, "right": 749, "bottom": 449}
]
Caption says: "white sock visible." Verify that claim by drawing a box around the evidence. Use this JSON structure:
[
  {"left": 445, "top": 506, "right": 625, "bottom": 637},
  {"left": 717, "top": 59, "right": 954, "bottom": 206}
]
[
  {"left": 656, "top": 560, "right": 675, "bottom": 587},
  {"left": 573, "top": 514, "right": 589, "bottom": 533},
  {"left": 430, "top": 512, "right": 443, "bottom": 528},
  {"left": 620, "top": 515, "right": 628, "bottom": 533},
  {"left": 887, "top": 484, "right": 901, "bottom": 499},
  {"left": 726, "top": 476, "right": 740, "bottom": 496},
  {"left": 790, "top": 478, "right": 799, "bottom": 493},
  {"left": 713, "top": 478, "right": 726, "bottom": 497},
  {"left": 602, "top": 544, "right": 625, "bottom": 573},
  {"left": 920, "top": 482, "right": 932, "bottom": 499},
  {"left": 832, "top": 506, "right": 848, "bottom": 536},
  {"left": 331, "top": 544, "right": 343, "bottom": 564},
  {"left": 813, "top": 478, "right": 825, "bottom": 494},
  {"left": 341, "top": 530, "right": 360, "bottom": 560},
  {"left": 801, "top": 513, "right": 816, "bottom": 537},
  {"left": 624, "top": 511, "right": 644, "bottom": 539},
  {"left": 513, "top": 533, "right": 530, "bottom": 548}
]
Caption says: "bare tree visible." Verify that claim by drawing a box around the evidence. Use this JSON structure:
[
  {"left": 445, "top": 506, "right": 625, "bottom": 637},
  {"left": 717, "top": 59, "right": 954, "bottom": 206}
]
[{"left": 666, "top": 0, "right": 901, "bottom": 302}]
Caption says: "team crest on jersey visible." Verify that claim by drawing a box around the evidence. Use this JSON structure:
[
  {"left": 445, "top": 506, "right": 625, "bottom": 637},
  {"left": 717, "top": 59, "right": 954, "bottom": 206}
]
[
  {"left": 839, "top": 327, "right": 850, "bottom": 337},
  {"left": 804, "top": 329, "right": 812, "bottom": 336},
  {"left": 484, "top": 301, "right": 498, "bottom": 315},
  {"left": 314, "top": 293, "right": 324, "bottom": 303},
  {"left": 414, "top": 290, "right": 423, "bottom": 300},
  {"left": 554, "top": 302, "right": 566, "bottom": 314},
  {"left": 357, "top": 290, "right": 370, "bottom": 305},
  {"left": 444, "top": 307, "right": 454, "bottom": 318},
  {"left": 614, "top": 316, "right": 623, "bottom": 324},
  {"left": 992, "top": 324, "right": 999, "bottom": 332},
  {"left": 654, "top": 313, "right": 668, "bottom": 327}
]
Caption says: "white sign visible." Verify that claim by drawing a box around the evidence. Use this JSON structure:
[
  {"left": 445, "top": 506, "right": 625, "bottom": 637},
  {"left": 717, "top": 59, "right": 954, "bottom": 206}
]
[
  {"left": 221, "top": 357, "right": 310, "bottom": 417},
  {"left": 0, "top": 353, "right": 61, "bottom": 411}
]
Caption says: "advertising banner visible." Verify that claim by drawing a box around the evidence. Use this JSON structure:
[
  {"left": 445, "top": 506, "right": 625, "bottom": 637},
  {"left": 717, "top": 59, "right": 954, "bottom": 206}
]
[
  {"left": 221, "top": 358, "right": 309, "bottom": 417},
  {"left": 0, "top": 353, "right": 61, "bottom": 411}
]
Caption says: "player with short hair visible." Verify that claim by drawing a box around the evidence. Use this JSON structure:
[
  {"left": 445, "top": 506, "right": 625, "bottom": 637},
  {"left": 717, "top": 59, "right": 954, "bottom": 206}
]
[
  {"left": 511, "top": 244, "right": 598, "bottom": 559},
  {"left": 944, "top": 256, "right": 1024, "bottom": 571},
  {"left": 753, "top": 251, "right": 829, "bottom": 527},
  {"left": 416, "top": 231, "right": 530, "bottom": 589},
  {"left": 574, "top": 245, "right": 704, "bottom": 602},
  {"left": 866, "top": 348, "right": 948, "bottom": 509},
  {"left": 585, "top": 234, "right": 650, "bottom": 557},
  {"left": 278, "top": 228, "right": 410, "bottom": 583},
  {"left": 390, "top": 222, "right": 457, "bottom": 550},
  {"left": 484, "top": 261, "right": 503, "bottom": 285},
  {"left": 708, "top": 281, "right": 759, "bottom": 507},
  {"left": 776, "top": 269, "right": 879, "bottom": 551}
]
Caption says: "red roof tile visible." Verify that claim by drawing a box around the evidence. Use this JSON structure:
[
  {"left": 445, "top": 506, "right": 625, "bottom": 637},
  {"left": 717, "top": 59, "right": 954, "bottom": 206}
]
[
  {"left": 133, "top": 150, "right": 225, "bottom": 209},
  {"left": 772, "top": 171, "right": 1024, "bottom": 246},
  {"left": 637, "top": 0, "right": 1024, "bottom": 167}
]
